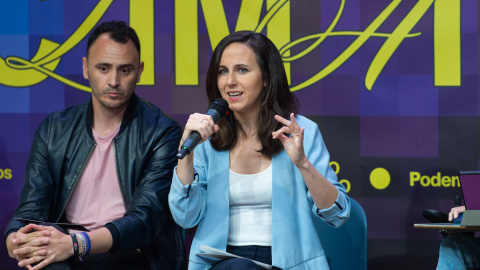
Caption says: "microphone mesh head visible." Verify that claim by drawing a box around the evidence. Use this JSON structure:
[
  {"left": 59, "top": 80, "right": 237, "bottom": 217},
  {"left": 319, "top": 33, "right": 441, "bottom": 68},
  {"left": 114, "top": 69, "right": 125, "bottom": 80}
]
[{"left": 210, "top": 98, "right": 229, "bottom": 116}]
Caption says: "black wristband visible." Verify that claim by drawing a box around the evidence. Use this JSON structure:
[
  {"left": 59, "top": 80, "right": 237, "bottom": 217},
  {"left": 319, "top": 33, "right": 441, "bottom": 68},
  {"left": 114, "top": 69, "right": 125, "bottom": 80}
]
[{"left": 70, "top": 234, "right": 79, "bottom": 258}]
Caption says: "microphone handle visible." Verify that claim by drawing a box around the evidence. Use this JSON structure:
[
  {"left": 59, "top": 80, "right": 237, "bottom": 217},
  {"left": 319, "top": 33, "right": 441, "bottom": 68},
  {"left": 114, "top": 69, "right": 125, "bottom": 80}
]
[
  {"left": 176, "top": 109, "right": 223, "bottom": 159},
  {"left": 207, "top": 108, "right": 222, "bottom": 122},
  {"left": 177, "top": 132, "right": 202, "bottom": 159}
]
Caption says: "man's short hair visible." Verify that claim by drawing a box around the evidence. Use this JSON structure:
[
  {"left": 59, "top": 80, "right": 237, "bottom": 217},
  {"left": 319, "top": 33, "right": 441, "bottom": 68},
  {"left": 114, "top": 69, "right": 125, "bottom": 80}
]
[{"left": 86, "top": 20, "right": 141, "bottom": 58}]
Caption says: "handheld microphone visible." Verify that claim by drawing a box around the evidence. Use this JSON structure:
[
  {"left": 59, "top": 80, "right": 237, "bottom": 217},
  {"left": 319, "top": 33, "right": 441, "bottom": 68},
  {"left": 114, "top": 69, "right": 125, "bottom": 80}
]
[{"left": 176, "top": 98, "right": 229, "bottom": 159}]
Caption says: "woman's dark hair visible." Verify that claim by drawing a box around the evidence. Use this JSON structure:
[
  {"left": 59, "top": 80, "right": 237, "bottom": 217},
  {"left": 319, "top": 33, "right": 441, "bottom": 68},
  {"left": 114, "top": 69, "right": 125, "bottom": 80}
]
[
  {"left": 87, "top": 20, "right": 141, "bottom": 59},
  {"left": 206, "top": 31, "right": 299, "bottom": 156}
]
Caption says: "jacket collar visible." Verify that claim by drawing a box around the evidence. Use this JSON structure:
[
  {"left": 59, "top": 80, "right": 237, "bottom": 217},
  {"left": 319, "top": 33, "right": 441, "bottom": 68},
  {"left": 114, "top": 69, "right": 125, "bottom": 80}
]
[{"left": 85, "top": 93, "right": 139, "bottom": 138}]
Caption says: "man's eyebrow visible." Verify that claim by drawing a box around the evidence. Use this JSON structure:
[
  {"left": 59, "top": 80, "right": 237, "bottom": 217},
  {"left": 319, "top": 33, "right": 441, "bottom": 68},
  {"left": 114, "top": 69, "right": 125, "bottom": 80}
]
[
  {"left": 95, "top": 62, "right": 112, "bottom": 67},
  {"left": 94, "top": 63, "right": 135, "bottom": 68},
  {"left": 119, "top": 63, "right": 135, "bottom": 68}
]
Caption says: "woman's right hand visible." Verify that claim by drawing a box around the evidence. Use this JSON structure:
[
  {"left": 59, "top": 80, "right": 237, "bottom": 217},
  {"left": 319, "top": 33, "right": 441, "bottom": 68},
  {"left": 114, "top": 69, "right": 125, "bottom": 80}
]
[
  {"left": 179, "top": 113, "right": 218, "bottom": 148},
  {"left": 448, "top": 206, "right": 466, "bottom": 222},
  {"left": 177, "top": 113, "right": 218, "bottom": 186}
]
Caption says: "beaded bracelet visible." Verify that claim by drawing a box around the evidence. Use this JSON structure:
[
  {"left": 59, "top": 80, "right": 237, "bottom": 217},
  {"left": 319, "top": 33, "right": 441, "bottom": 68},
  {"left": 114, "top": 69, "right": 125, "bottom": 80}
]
[
  {"left": 81, "top": 232, "right": 91, "bottom": 256},
  {"left": 76, "top": 233, "right": 86, "bottom": 258},
  {"left": 70, "top": 234, "right": 79, "bottom": 258}
]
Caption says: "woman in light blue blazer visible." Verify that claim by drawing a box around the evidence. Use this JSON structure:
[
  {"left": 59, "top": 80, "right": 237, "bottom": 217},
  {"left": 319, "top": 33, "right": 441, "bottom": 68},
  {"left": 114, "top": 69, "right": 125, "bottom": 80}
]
[{"left": 168, "top": 31, "right": 350, "bottom": 270}]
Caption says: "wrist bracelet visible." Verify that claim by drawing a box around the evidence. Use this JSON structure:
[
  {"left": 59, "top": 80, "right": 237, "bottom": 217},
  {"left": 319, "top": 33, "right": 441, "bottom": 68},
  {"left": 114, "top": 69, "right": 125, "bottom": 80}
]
[
  {"left": 76, "top": 233, "right": 86, "bottom": 258},
  {"left": 70, "top": 234, "right": 79, "bottom": 258},
  {"left": 81, "top": 232, "right": 91, "bottom": 256}
]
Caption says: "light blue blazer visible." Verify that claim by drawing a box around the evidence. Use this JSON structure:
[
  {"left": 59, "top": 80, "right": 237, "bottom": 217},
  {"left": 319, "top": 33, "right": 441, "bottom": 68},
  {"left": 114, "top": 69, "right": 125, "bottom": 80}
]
[{"left": 168, "top": 115, "right": 350, "bottom": 270}]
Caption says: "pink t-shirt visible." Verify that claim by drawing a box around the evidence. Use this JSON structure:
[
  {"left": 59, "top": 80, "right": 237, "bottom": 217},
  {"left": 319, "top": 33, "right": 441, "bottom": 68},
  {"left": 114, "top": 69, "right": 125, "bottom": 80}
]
[{"left": 65, "top": 124, "right": 126, "bottom": 232}]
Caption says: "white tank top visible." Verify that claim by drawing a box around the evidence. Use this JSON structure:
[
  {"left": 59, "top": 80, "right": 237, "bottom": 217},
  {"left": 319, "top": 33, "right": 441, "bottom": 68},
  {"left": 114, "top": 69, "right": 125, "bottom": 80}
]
[{"left": 227, "top": 164, "right": 272, "bottom": 246}]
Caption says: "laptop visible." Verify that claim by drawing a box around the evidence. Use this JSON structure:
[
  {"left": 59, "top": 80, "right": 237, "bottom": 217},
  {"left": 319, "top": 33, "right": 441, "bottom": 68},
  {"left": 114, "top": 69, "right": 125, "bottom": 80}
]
[
  {"left": 459, "top": 171, "right": 480, "bottom": 210},
  {"left": 458, "top": 171, "right": 480, "bottom": 226}
]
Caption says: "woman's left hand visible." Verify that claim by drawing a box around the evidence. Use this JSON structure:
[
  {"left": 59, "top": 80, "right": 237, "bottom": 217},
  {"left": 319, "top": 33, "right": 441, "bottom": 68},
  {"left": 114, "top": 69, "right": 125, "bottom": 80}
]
[{"left": 272, "top": 113, "right": 307, "bottom": 166}]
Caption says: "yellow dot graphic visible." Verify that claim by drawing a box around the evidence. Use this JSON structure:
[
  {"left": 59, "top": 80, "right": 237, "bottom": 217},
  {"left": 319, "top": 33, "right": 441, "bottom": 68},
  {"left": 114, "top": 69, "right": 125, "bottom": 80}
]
[{"left": 370, "top": 167, "right": 390, "bottom": 190}]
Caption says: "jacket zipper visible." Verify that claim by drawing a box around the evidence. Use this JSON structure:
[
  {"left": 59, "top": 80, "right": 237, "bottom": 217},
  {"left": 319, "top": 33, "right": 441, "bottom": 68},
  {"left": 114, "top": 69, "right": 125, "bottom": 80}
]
[
  {"left": 56, "top": 142, "right": 97, "bottom": 222},
  {"left": 113, "top": 140, "right": 127, "bottom": 208}
]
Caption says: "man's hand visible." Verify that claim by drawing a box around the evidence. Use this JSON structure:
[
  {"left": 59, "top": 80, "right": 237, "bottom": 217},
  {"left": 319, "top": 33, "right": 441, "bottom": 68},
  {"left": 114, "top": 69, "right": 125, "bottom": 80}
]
[
  {"left": 6, "top": 224, "right": 51, "bottom": 268},
  {"left": 15, "top": 224, "right": 74, "bottom": 270},
  {"left": 7, "top": 224, "right": 112, "bottom": 269}
]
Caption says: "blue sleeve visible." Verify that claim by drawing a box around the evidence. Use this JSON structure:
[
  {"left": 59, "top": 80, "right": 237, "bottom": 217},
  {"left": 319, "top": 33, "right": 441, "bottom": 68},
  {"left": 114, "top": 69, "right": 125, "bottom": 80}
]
[
  {"left": 301, "top": 117, "right": 350, "bottom": 227},
  {"left": 168, "top": 143, "right": 209, "bottom": 229}
]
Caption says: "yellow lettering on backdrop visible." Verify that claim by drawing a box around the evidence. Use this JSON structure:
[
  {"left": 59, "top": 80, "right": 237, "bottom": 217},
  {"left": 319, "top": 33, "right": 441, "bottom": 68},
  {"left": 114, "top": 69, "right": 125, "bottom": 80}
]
[
  {"left": 329, "top": 161, "right": 340, "bottom": 174},
  {"left": 410, "top": 171, "right": 420, "bottom": 186},
  {"left": 0, "top": 0, "right": 463, "bottom": 92},
  {"left": 434, "top": 0, "right": 461, "bottom": 86},
  {"left": 201, "top": 0, "right": 230, "bottom": 51},
  {"left": 441, "top": 176, "right": 451, "bottom": 187},
  {"left": 236, "top": 0, "right": 263, "bottom": 31},
  {"left": 174, "top": 0, "right": 461, "bottom": 91},
  {"left": 452, "top": 176, "right": 460, "bottom": 187},
  {"left": 175, "top": 0, "right": 198, "bottom": 85},
  {"left": 410, "top": 172, "right": 460, "bottom": 187},
  {"left": 0, "top": 0, "right": 154, "bottom": 91},
  {"left": 0, "top": 168, "right": 13, "bottom": 180},
  {"left": 130, "top": 0, "right": 155, "bottom": 85},
  {"left": 0, "top": 0, "right": 114, "bottom": 92},
  {"left": 267, "top": 0, "right": 291, "bottom": 83},
  {"left": 175, "top": 0, "right": 291, "bottom": 85},
  {"left": 279, "top": 0, "right": 345, "bottom": 62},
  {"left": 366, "top": 0, "right": 434, "bottom": 90},
  {"left": 288, "top": 0, "right": 431, "bottom": 91}
]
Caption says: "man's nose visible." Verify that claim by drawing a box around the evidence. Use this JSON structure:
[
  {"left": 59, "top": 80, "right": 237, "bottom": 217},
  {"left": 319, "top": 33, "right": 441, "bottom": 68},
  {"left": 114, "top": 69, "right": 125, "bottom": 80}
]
[{"left": 108, "top": 70, "right": 120, "bottom": 88}]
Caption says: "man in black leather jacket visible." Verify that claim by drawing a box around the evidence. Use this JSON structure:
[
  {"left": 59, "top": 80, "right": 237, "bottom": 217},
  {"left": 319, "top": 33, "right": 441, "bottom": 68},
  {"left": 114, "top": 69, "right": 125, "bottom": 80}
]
[{"left": 4, "top": 21, "right": 186, "bottom": 270}]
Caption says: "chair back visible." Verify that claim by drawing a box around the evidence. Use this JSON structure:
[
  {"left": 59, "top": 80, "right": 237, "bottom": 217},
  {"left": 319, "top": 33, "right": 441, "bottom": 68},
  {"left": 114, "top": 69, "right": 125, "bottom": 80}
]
[{"left": 313, "top": 197, "right": 367, "bottom": 270}]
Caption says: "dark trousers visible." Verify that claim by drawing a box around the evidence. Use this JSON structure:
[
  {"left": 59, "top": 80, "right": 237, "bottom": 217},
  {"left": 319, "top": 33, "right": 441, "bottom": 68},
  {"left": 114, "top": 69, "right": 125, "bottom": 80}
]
[
  {"left": 210, "top": 245, "right": 281, "bottom": 270},
  {"left": 41, "top": 250, "right": 148, "bottom": 270}
]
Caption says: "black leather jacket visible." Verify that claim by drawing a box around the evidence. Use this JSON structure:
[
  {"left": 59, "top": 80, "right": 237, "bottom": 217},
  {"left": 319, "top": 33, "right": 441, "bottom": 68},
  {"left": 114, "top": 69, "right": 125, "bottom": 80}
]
[{"left": 4, "top": 94, "right": 187, "bottom": 269}]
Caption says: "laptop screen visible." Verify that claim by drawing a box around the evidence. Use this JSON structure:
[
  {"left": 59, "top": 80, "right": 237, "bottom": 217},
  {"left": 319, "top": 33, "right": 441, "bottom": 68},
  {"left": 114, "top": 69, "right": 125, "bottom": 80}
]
[{"left": 459, "top": 171, "right": 480, "bottom": 210}]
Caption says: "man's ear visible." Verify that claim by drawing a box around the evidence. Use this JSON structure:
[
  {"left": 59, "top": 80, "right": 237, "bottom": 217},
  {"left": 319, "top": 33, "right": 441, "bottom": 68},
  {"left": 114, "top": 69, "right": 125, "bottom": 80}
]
[
  {"left": 137, "top": 61, "right": 145, "bottom": 83},
  {"left": 82, "top": 57, "right": 89, "bottom": 80}
]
